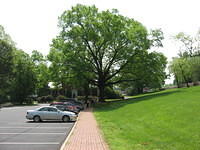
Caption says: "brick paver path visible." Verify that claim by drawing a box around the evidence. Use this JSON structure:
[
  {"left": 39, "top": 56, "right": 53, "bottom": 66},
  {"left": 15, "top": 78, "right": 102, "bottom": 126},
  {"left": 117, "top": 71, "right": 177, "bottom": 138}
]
[{"left": 64, "top": 108, "right": 109, "bottom": 150}]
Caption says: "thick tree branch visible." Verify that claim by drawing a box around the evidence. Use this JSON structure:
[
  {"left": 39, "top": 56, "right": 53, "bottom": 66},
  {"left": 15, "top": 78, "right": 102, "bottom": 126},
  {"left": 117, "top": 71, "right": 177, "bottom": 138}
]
[
  {"left": 105, "top": 51, "right": 139, "bottom": 82},
  {"left": 77, "top": 22, "right": 102, "bottom": 73},
  {"left": 83, "top": 38, "right": 102, "bottom": 72},
  {"left": 104, "top": 39, "right": 129, "bottom": 74}
]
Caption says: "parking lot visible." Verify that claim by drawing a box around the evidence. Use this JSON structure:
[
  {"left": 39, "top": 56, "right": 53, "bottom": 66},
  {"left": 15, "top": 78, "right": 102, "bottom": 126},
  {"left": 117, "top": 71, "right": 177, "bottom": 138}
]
[{"left": 0, "top": 104, "right": 74, "bottom": 150}]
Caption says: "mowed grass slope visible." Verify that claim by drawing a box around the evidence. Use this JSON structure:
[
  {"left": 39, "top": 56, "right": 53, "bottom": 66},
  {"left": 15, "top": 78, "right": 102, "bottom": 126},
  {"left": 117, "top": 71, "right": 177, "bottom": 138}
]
[{"left": 94, "top": 86, "right": 200, "bottom": 150}]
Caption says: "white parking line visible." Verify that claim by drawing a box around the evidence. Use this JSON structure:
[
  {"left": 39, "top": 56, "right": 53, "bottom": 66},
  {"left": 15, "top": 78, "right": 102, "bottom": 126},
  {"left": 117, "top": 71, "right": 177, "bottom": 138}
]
[
  {"left": 1, "top": 107, "right": 21, "bottom": 110},
  {"left": 7, "top": 122, "right": 73, "bottom": 125},
  {"left": 0, "top": 142, "right": 59, "bottom": 145},
  {"left": 0, "top": 127, "right": 68, "bottom": 129},
  {"left": 0, "top": 133, "right": 65, "bottom": 135}
]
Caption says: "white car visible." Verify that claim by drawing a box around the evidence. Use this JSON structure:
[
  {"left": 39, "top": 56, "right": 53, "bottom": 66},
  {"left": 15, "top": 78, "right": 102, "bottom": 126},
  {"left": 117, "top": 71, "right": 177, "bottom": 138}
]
[{"left": 26, "top": 106, "right": 77, "bottom": 122}]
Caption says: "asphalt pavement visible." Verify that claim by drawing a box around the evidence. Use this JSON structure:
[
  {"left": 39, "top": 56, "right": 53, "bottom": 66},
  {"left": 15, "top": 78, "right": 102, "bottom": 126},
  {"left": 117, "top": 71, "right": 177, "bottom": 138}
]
[{"left": 0, "top": 104, "right": 74, "bottom": 150}]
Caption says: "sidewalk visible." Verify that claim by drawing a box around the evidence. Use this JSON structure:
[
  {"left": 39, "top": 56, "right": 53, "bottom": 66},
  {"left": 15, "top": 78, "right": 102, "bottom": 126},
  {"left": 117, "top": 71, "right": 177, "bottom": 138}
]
[{"left": 63, "top": 108, "right": 109, "bottom": 150}]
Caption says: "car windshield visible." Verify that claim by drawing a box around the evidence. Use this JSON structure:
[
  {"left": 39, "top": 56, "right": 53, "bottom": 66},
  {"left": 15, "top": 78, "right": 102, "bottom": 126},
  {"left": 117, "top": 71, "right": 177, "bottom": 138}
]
[
  {"left": 55, "top": 106, "right": 65, "bottom": 111},
  {"left": 37, "top": 107, "right": 48, "bottom": 111}
]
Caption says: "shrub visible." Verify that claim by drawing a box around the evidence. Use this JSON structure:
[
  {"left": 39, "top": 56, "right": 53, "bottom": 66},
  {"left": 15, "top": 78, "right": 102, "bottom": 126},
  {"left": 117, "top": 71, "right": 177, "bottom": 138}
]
[
  {"left": 104, "top": 87, "right": 122, "bottom": 99},
  {"left": 56, "top": 95, "right": 67, "bottom": 101},
  {"left": 46, "top": 95, "right": 54, "bottom": 102},
  {"left": 37, "top": 95, "right": 54, "bottom": 103}
]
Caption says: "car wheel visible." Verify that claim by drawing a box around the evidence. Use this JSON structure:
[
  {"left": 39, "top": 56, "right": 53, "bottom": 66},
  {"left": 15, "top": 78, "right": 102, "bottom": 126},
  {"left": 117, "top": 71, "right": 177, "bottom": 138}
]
[
  {"left": 62, "top": 116, "right": 70, "bottom": 122},
  {"left": 33, "top": 116, "right": 41, "bottom": 122}
]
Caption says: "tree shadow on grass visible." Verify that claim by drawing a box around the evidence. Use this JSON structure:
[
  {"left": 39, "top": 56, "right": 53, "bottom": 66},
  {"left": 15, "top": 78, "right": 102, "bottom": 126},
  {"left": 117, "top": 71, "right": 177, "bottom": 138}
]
[{"left": 94, "top": 90, "right": 181, "bottom": 112}]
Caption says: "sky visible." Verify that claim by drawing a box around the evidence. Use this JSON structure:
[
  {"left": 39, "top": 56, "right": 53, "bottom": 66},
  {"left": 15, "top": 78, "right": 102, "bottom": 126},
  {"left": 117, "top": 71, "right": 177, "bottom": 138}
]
[{"left": 0, "top": 0, "right": 200, "bottom": 83}]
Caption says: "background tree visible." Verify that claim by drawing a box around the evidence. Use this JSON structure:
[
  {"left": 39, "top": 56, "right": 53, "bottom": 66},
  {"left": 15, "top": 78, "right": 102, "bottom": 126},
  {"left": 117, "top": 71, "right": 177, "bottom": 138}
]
[
  {"left": 189, "top": 56, "right": 200, "bottom": 82},
  {"left": 0, "top": 25, "right": 15, "bottom": 45},
  {"left": 51, "top": 4, "right": 164, "bottom": 101},
  {"left": 174, "top": 30, "right": 200, "bottom": 57},
  {"left": 120, "top": 51, "right": 167, "bottom": 94},
  {"left": 10, "top": 50, "right": 37, "bottom": 104},
  {"left": 48, "top": 47, "right": 73, "bottom": 96},
  {"left": 0, "top": 25, "right": 15, "bottom": 102},
  {"left": 169, "top": 58, "right": 192, "bottom": 87},
  {"left": 170, "top": 30, "right": 200, "bottom": 88},
  {"left": 31, "top": 50, "right": 49, "bottom": 96},
  {"left": 48, "top": 47, "right": 90, "bottom": 98}
]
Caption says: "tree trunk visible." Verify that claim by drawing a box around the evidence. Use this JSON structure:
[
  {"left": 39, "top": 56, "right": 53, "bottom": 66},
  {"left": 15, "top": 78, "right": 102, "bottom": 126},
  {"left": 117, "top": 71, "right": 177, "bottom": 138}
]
[
  {"left": 97, "top": 74, "right": 106, "bottom": 102},
  {"left": 179, "top": 64, "right": 190, "bottom": 88},
  {"left": 84, "top": 83, "right": 89, "bottom": 102},
  {"left": 137, "top": 87, "right": 143, "bottom": 94},
  {"left": 185, "top": 81, "right": 190, "bottom": 88},
  {"left": 183, "top": 75, "right": 190, "bottom": 88},
  {"left": 98, "top": 84, "right": 105, "bottom": 102},
  {"left": 175, "top": 75, "right": 181, "bottom": 88}
]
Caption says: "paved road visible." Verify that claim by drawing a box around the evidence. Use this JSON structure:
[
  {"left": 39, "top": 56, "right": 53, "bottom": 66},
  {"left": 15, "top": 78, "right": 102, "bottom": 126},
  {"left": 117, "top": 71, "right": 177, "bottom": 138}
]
[{"left": 0, "top": 104, "right": 74, "bottom": 150}]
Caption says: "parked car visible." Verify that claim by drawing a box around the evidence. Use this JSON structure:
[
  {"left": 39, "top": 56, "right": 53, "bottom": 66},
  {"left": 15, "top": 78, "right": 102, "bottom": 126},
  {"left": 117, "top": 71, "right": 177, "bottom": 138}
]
[
  {"left": 61, "top": 98, "right": 84, "bottom": 110},
  {"left": 71, "top": 101, "right": 84, "bottom": 110},
  {"left": 50, "top": 102, "right": 80, "bottom": 114},
  {"left": 49, "top": 102, "right": 64, "bottom": 105},
  {"left": 26, "top": 106, "right": 77, "bottom": 122},
  {"left": 53, "top": 105, "right": 67, "bottom": 111}
]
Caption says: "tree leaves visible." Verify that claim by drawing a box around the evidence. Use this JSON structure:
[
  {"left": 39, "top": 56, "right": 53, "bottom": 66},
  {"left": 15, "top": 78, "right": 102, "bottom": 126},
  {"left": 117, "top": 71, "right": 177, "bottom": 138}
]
[{"left": 51, "top": 4, "right": 166, "bottom": 100}]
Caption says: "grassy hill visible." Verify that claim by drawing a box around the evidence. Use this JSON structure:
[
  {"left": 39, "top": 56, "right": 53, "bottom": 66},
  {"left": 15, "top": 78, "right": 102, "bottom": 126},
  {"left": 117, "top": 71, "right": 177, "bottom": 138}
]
[{"left": 94, "top": 86, "right": 200, "bottom": 150}]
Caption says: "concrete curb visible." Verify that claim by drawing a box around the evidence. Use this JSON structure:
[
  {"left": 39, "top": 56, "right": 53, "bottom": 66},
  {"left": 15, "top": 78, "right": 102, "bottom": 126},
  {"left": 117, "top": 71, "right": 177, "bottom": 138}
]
[{"left": 60, "top": 113, "right": 80, "bottom": 150}]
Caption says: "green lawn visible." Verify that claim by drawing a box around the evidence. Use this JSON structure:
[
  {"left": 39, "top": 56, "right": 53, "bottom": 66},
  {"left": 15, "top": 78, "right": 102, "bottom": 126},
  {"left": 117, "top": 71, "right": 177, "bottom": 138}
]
[{"left": 94, "top": 86, "right": 200, "bottom": 150}]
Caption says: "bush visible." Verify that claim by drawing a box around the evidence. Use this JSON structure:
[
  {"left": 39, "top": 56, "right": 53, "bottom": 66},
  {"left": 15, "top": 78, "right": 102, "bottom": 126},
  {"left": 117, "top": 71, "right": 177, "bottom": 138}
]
[
  {"left": 25, "top": 98, "right": 35, "bottom": 105},
  {"left": 37, "top": 95, "right": 54, "bottom": 103},
  {"left": 104, "top": 87, "right": 122, "bottom": 99},
  {"left": 46, "top": 95, "right": 54, "bottom": 102},
  {"left": 0, "top": 96, "right": 5, "bottom": 104},
  {"left": 193, "top": 81, "right": 200, "bottom": 86},
  {"left": 56, "top": 95, "right": 67, "bottom": 101}
]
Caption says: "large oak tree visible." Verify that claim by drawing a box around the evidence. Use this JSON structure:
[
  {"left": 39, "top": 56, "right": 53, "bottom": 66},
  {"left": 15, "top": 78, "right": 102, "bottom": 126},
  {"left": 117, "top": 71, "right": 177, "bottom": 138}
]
[{"left": 51, "top": 5, "right": 164, "bottom": 101}]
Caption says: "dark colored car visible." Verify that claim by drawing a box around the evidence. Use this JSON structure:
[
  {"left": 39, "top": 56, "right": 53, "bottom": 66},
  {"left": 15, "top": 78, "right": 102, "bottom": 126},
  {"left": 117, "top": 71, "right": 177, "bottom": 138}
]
[
  {"left": 60, "top": 98, "right": 84, "bottom": 110},
  {"left": 50, "top": 102, "right": 80, "bottom": 114},
  {"left": 62, "top": 98, "right": 84, "bottom": 110}
]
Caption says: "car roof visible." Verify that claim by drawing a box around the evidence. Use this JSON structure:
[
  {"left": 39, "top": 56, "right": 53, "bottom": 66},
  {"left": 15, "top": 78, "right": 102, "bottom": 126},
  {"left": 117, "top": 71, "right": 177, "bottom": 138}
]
[
  {"left": 37, "top": 106, "right": 58, "bottom": 109},
  {"left": 50, "top": 102, "right": 64, "bottom": 104}
]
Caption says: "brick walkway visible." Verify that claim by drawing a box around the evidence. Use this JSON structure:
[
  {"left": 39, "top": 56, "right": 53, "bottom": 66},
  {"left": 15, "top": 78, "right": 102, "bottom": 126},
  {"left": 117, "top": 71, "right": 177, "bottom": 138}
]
[{"left": 64, "top": 108, "right": 109, "bottom": 150}]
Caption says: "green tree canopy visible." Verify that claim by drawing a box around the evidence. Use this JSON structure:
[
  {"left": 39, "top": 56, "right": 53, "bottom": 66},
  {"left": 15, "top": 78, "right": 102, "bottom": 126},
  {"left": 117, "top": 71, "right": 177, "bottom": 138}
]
[
  {"left": 31, "top": 50, "right": 49, "bottom": 96},
  {"left": 169, "top": 57, "right": 192, "bottom": 87},
  {"left": 51, "top": 4, "right": 165, "bottom": 101},
  {"left": 120, "top": 51, "right": 167, "bottom": 94},
  {"left": 10, "top": 50, "right": 37, "bottom": 104},
  {"left": 169, "top": 56, "right": 200, "bottom": 87},
  {"left": 174, "top": 30, "right": 200, "bottom": 57},
  {"left": 170, "top": 30, "right": 200, "bottom": 88},
  {"left": 0, "top": 25, "right": 15, "bottom": 45},
  {"left": 0, "top": 25, "right": 15, "bottom": 102}
]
